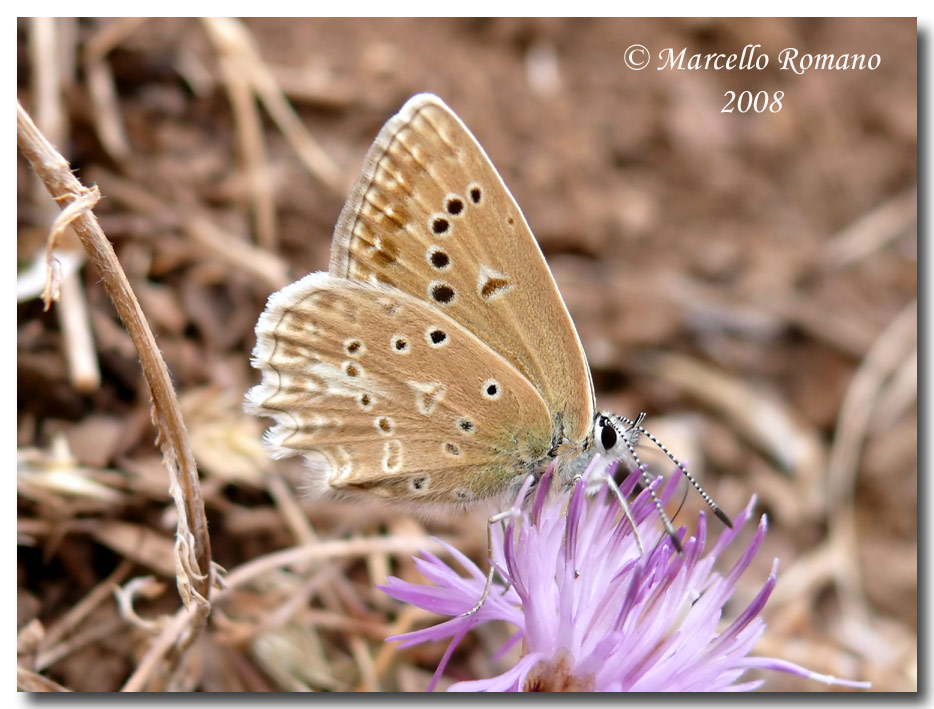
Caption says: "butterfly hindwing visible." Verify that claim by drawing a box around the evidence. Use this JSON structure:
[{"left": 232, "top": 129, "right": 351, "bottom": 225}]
[{"left": 247, "top": 272, "right": 555, "bottom": 507}]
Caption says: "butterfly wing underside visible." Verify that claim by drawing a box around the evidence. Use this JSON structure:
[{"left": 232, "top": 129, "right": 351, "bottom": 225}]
[
  {"left": 247, "top": 273, "right": 554, "bottom": 508},
  {"left": 329, "top": 94, "right": 595, "bottom": 446}
]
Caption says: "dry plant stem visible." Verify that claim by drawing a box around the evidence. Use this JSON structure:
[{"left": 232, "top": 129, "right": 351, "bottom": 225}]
[
  {"left": 122, "top": 534, "right": 443, "bottom": 691},
  {"left": 90, "top": 520, "right": 178, "bottom": 577},
  {"left": 827, "top": 299, "right": 917, "bottom": 509},
  {"left": 37, "top": 559, "right": 134, "bottom": 659},
  {"left": 304, "top": 607, "right": 397, "bottom": 639},
  {"left": 84, "top": 55, "right": 131, "bottom": 161},
  {"left": 772, "top": 299, "right": 916, "bottom": 623},
  {"left": 17, "top": 100, "right": 213, "bottom": 668},
  {"left": 350, "top": 635, "right": 379, "bottom": 691},
  {"left": 210, "top": 22, "right": 278, "bottom": 250},
  {"left": 266, "top": 471, "right": 319, "bottom": 545},
  {"left": 114, "top": 576, "right": 169, "bottom": 632},
  {"left": 29, "top": 17, "right": 101, "bottom": 392},
  {"left": 82, "top": 18, "right": 146, "bottom": 162},
  {"left": 373, "top": 605, "right": 428, "bottom": 678},
  {"left": 17, "top": 620, "right": 43, "bottom": 672},
  {"left": 17, "top": 666, "right": 72, "bottom": 693},
  {"left": 185, "top": 216, "right": 291, "bottom": 292},
  {"left": 83, "top": 16, "right": 147, "bottom": 61},
  {"left": 643, "top": 350, "right": 826, "bottom": 516},
  {"left": 258, "top": 565, "right": 347, "bottom": 634},
  {"left": 826, "top": 299, "right": 917, "bottom": 614},
  {"left": 17, "top": 517, "right": 103, "bottom": 541},
  {"left": 201, "top": 18, "right": 346, "bottom": 195},
  {"left": 223, "top": 535, "right": 444, "bottom": 591},
  {"left": 35, "top": 616, "right": 128, "bottom": 673},
  {"left": 872, "top": 349, "right": 917, "bottom": 426},
  {"left": 57, "top": 272, "right": 101, "bottom": 392},
  {"left": 269, "top": 64, "right": 356, "bottom": 109},
  {"left": 768, "top": 292, "right": 876, "bottom": 359},
  {"left": 122, "top": 602, "right": 210, "bottom": 692},
  {"left": 84, "top": 165, "right": 292, "bottom": 290},
  {"left": 29, "top": 18, "right": 66, "bottom": 147},
  {"left": 822, "top": 187, "right": 918, "bottom": 270}
]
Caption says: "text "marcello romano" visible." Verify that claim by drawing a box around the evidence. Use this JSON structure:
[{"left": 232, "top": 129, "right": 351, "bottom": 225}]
[{"left": 658, "top": 44, "right": 881, "bottom": 73}]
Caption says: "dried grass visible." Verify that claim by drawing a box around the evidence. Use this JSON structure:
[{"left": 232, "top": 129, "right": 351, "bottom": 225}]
[{"left": 16, "top": 18, "right": 916, "bottom": 692}]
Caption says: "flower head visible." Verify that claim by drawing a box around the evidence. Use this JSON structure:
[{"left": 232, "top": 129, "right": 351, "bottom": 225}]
[{"left": 381, "top": 458, "right": 870, "bottom": 692}]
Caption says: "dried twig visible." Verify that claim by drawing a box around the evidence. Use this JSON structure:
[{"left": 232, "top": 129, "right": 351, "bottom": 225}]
[
  {"left": 17, "top": 666, "right": 73, "bottom": 692},
  {"left": 266, "top": 472, "right": 319, "bottom": 546},
  {"left": 637, "top": 350, "right": 827, "bottom": 518},
  {"left": 121, "top": 601, "right": 206, "bottom": 692},
  {"left": 28, "top": 17, "right": 100, "bottom": 392},
  {"left": 771, "top": 300, "right": 916, "bottom": 629},
  {"left": 37, "top": 559, "right": 134, "bottom": 658},
  {"left": 81, "top": 18, "right": 149, "bottom": 161},
  {"left": 186, "top": 216, "right": 291, "bottom": 292},
  {"left": 36, "top": 615, "right": 128, "bottom": 672},
  {"left": 201, "top": 18, "right": 346, "bottom": 195},
  {"left": 826, "top": 300, "right": 917, "bottom": 509},
  {"left": 17, "top": 101, "right": 214, "bottom": 681},
  {"left": 121, "top": 534, "right": 443, "bottom": 691},
  {"left": 205, "top": 18, "right": 278, "bottom": 250},
  {"left": 83, "top": 165, "right": 292, "bottom": 291},
  {"left": 223, "top": 535, "right": 443, "bottom": 591},
  {"left": 84, "top": 58, "right": 131, "bottom": 161},
  {"left": 822, "top": 188, "right": 918, "bottom": 270}
]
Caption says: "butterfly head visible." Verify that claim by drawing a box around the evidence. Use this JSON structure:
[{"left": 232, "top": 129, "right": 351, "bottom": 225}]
[{"left": 592, "top": 412, "right": 644, "bottom": 467}]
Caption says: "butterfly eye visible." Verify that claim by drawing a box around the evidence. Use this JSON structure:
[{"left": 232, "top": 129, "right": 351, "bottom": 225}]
[{"left": 600, "top": 418, "right": 617, "bottom": 452}]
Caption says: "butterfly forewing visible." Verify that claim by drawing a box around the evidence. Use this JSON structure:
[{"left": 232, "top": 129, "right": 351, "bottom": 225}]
[
  {"left": 329, "top": 94, "right": 595, "bottom": 447},
  {"left": 248, "top": 272, "right": 555, "bottom": 507}
]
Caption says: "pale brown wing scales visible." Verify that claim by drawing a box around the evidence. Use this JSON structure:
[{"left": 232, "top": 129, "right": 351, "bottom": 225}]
[
  {"left": 329, "top": 94, "right": 595, "bottom": 446},
  {"left": 247, "top": 272, "right": 554, "bottom": 505}
]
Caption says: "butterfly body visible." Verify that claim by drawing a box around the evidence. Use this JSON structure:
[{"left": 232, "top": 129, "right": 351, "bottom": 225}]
[{"left": 248, "top": 94, "right": 632, "bottom": 514}]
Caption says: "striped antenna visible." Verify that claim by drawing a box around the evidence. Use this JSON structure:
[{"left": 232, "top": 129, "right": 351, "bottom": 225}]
[{"left": 618, "top": 414, "right": 733, "bottom": 530}]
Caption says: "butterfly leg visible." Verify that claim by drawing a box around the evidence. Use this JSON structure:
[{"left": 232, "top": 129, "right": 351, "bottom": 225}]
[
  {"left": 582, "top": 453, "right": 646, "bottom": 555},
  {"left": 461, "top": 475, "right": 536, "bottom": 617},
  {"left": 461, "top": 507, "right": 516, "bottom": 617},
  {"left": 601, "top": 470, "right": 645, "bottom": 556}
]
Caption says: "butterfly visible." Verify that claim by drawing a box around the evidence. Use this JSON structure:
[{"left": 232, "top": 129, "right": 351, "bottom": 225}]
[{"left": 246, "top": 94, "right": 730, "bottom": 540}]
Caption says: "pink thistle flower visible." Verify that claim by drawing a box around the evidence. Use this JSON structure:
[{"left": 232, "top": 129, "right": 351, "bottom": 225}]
[{"left": 381, "top": 458, "right": 870, "bottom": 692}]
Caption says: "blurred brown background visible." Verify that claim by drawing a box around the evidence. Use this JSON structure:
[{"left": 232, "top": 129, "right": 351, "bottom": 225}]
[{"left": 17, "top": 18, "right": 916, "bottom": 691}]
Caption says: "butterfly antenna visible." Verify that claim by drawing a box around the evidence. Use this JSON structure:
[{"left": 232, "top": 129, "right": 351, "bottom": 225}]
[
  {"left": 618, "top": 425, "right": 683, "bottom": 554},
  {"left": 621, "top": 414, "right": 733, "bottom": 529}
]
